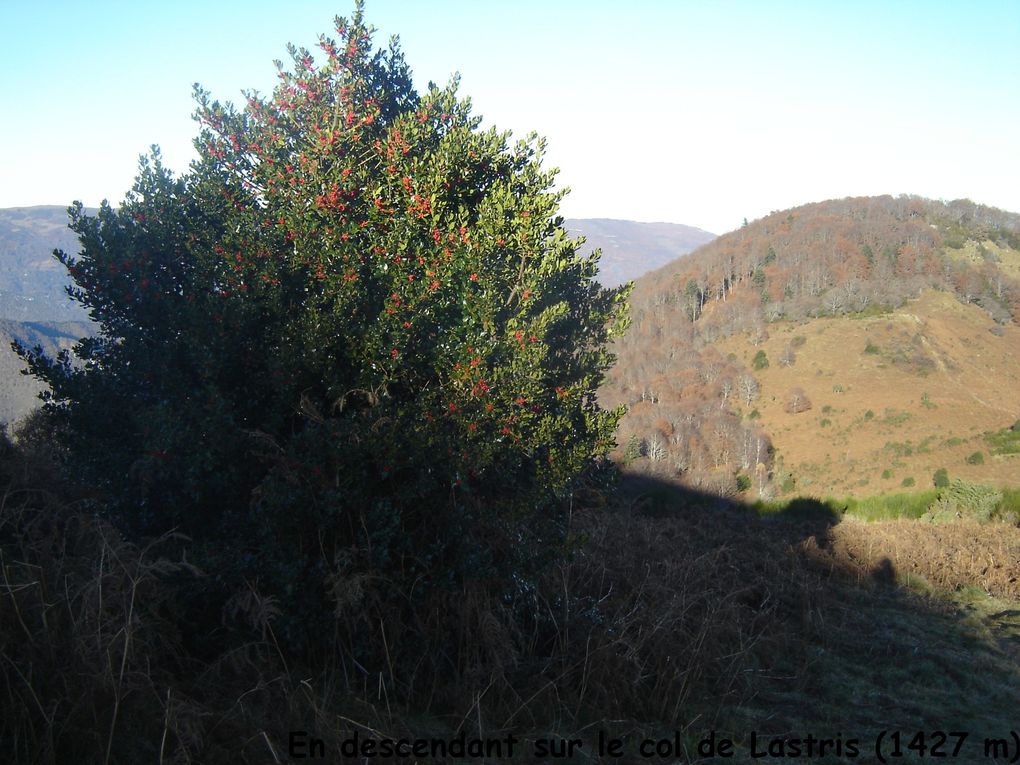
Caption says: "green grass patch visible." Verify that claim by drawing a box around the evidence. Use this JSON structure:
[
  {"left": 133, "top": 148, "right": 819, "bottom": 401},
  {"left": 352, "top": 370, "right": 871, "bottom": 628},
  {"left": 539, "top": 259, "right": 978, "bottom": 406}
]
[
  {"left": 848, "top": 303, "right": 894, "bottom": 319},
  {"left": 882, "top": 408, "right": 912, "bottom": 426},
  {"left": 841, "top": 489, "right": 939, "bottom": 521},
  {"left": 884, "top": 440, "right": 913, "bottom": 457},
  {"left": 1000, "top": 488, "right": 1020, "bottom": 517},
  {"left": 985, "top": 420, "right": 1020, "bottom": 455}
]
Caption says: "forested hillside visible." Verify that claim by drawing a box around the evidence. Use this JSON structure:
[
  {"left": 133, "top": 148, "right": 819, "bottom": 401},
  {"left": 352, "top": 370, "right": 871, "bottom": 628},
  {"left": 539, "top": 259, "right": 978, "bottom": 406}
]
[{"left": 605, "top": 195, "right": 1020, "bottom": 497}]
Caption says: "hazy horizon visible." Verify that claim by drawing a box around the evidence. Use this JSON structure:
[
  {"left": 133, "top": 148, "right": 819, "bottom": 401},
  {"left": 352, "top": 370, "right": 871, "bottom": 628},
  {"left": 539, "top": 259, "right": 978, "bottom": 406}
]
[{"left": 3, "top": 0, "right": 1018, "bottom": 234}]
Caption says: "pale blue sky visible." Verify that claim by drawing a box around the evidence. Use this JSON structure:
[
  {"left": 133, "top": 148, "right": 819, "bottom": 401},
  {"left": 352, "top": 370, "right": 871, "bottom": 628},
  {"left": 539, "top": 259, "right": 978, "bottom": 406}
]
[{"left": 2, "top": 0, "right": 1017, "bottom": 234}]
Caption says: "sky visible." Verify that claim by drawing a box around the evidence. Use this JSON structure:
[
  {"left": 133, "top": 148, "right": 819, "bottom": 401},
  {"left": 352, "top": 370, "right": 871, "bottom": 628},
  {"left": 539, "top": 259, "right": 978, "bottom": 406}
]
[{"left": 2, "top": 0, "right": 1018, "bottom": 235}]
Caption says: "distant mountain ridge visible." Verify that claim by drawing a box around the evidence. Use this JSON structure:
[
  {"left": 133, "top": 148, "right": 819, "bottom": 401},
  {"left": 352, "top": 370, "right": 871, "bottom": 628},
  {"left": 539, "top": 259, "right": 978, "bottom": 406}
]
[
  {"left": 563, "top": 218, "right": 716, "bottom": 286},
  {"left": 0, "top": 207, "right": 714, "bottom": 326},
  {"left": 0, "top": 206, "right": 91, "bottom": 322},
  {"left": 0, "top": 206, "right": 713, "bottom": 425}
]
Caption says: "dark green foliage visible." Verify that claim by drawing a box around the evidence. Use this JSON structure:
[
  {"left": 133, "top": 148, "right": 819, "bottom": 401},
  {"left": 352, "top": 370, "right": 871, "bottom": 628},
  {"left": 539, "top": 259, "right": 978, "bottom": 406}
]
[
  {"left": 966, "top": 451, "right": 985, "bottom": 465},
  {"left": 933, "top": 468, "right": 950, "bottom": 488},
  {"left": 901, "top": 477, "right": 916, "bottom": 488},
  {"left": 882, "top": 469, "right": 893, "bottom": 480},
  {"left": 624, "top": 433, "right": 643, "bottom": 463},
  {"left": 735, "top": 473, "right": 752, "bottom": 492},
  {"left": 17, "top": 6, "right": 628, "bottom": 653},
  {"left": 752, "top": 349, "right": 769, "bottom": 370}
]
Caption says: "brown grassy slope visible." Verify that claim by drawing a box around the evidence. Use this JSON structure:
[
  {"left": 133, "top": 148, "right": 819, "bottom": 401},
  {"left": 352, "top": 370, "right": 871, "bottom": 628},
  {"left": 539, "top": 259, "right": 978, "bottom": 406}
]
[
  {"left": 716, "top": 289, "right": 1020, "bottom": 496},
  {"left": 603, "top": 196, "right": 1020, "bottom": 498}
]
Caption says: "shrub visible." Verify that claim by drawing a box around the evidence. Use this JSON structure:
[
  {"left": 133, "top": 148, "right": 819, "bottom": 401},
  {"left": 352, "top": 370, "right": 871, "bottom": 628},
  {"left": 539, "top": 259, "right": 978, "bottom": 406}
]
[
  {"left": 623, "top": 433, "right": 643, "bottom": 463},
  {"left": 736, "top": 473, "right": 752, "bottom": 492},
  {"left": 985, "top": 422, "right": 1020, "bottom": 455},
  {"left": 901, "top": 477, "right": 916, "bottom": 488},
  {"left": 925, "top": 479, "right": 1004, "bottom": 523},
  {"left": 17, "top": 6, "right": 628, "bottom": 653},
  {"left": 966, "top": 451, "right": 985, "bottom": 465},
  {"left": 864, "top": 409, "right": 875, "bottom": 420},
  {"left": 752, "top": 349, "right": 769, "bottom": 370},
  {"left": 882, "top": 469, "right": 893, "bottom": 480},
  {"left": 864, "top": 341, "right": 880, "bottom": 355},
  {"left": 933, "top": 468, "right": 950, "bottom": 488}
]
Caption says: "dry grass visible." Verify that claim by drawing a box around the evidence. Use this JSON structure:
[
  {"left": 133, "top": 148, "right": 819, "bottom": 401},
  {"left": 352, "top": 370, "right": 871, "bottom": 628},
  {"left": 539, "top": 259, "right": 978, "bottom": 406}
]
[
  {"left": 824, "top": 517, "right": 1020, "bottom": 600},
  {"left": 718, "top": 289, "right": 1020, "bottom": 497},
  {"left": 4, "top": 431, "right": 1020, "bottom": 763}
]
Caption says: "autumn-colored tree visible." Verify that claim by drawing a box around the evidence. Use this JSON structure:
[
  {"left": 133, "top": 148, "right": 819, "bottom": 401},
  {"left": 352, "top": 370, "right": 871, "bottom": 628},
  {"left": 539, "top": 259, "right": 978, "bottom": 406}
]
[
  {"left": 784, "top": 387, "right": 812, "bottom": 414},
  {"left": 19, "top": 4, "right": 628, "bottom": 648}
]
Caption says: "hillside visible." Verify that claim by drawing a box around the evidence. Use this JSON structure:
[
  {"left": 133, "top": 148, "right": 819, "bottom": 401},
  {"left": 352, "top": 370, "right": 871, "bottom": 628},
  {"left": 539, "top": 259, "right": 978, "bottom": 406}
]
[
  {"left": 0, "top": 320, "right": 92, "bottom": 427},
  {"left": 716, "top": 289, "right": 1020, "bottom": 496},
  {"left": 605, "top": 195, "right": 1020, "bottom": 499},
  {"left": 0, "top": 206, "right": 90, "bottom": 322}
]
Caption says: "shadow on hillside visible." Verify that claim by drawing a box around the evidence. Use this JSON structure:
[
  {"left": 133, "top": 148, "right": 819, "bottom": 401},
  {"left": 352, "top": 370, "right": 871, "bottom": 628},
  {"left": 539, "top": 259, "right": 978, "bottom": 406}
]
[
  {"left": 3, "top": 435, "right": 1018, "bottom": 762},
  {"left": 612, "top": 470, "right": 841, "bottom": 551},
  {"left": 598, "top": 470, "right": 1020, "bottom": 739}
]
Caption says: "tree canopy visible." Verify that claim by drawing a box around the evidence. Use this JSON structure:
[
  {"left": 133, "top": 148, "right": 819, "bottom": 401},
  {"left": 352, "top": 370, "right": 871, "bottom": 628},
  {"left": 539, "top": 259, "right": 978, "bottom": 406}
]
[{"left": 19, "top": 3, "right": 628, "bottom": 648}]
